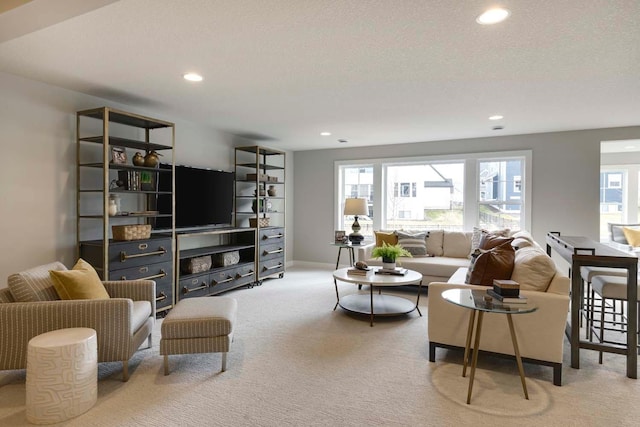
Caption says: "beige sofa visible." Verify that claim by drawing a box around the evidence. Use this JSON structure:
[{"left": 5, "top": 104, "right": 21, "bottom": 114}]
[
  {"left": 356, "top": 230, "right": 473, "bottom": 284},
  {"left": 428, "top": 263, "right": 570, "bottom": 385},
  {"left": 0, "top": 262, "right": 156, "bottom": 381}
]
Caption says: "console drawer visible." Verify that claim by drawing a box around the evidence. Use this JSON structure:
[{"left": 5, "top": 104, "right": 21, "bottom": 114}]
[
  {"left": 178, "top": 273, "right": 210, "bottom": 300},
  {"left": 258, "top": 227, "right": 284, "bottom": 243},
  {"left": 260, "top": 242, "right": 284, "bottom": 261}
]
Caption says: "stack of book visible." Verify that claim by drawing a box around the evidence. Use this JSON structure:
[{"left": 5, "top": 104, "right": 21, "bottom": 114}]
[
  {"left": 486, "top": 279, "right": 528, "bottom": 303},
  {"left": 374, "top": 267, "right": 408, "bottom": 276},
  {"left": 347, "top": 267, "right": 369, "bottom": 276}
]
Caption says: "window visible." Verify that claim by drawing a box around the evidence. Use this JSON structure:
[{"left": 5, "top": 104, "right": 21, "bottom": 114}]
[
  {"left": 336, "top": 150, "right": 530, "bottom": 235},
  {"left": 478, "top": 159, "right": 524, "bottom": 230},
  {"left": 599, "top": 169, "right": 626, "bottom": 239},
  {"left": 338, "top": 165, "right": 374, "bottom": 238}
]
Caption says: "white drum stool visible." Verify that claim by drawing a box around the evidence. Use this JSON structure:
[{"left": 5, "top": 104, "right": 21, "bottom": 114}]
[{"left": 26, "top": 328, "right": 98, "bottom": 424}]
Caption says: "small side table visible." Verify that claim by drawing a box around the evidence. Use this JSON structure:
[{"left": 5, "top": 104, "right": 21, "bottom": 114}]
[
  {"left": 26, "top": 328, "right": 98, "bottom": 424},
  {"left": 330, "top": 242, "right": 356, "bottom": 270},
  {"left": 442, "top": 288, "right": 537, "bottom": 404}
]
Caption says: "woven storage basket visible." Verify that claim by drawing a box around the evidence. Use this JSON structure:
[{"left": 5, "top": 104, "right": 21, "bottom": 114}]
[
  {"left": 112, "top": 224, "right": 152, "bottom": 241},
  {"left": 249, "top": 217, "right": 270, "bottom": 227}
]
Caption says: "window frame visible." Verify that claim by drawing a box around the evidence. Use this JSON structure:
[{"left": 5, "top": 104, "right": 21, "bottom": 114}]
[{"left": 335, "top": 150, "right": 532, "bottom": 233}]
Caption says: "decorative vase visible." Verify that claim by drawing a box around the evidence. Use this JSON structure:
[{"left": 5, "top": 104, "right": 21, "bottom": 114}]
[
  {"left": 132, "top": 152, "right": 145, "bottom": 166},
  {"left": 382, "top": 257, "right": 396, "bottom": 270},
  {"left": 143, "top": 150, "right": 162, "bottom": 167},
  {"left": 267, "top": 185, "right": 276, "bottom": 196},
  {"left": 252, "top": 199, "right": 263, "bottom": 213}
]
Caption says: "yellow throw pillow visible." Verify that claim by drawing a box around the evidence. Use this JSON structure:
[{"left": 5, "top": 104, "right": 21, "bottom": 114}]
[
  {"left": 622, "top": 227, "right": 640, "bottom": 247},
  {"left": 374, "top": 231, "right": 398, "bottom": 247},
  {"left": 50, "top": 258, "right": 110, "bottom": 300}
]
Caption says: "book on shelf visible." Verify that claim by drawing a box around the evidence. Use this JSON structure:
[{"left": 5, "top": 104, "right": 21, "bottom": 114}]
[
  {"left": 374, "top": 267, "right": 408, "bottom": 276},
  {"left": 346, "top": 268, "right": 369, "bottom": 276},
  {"left": 486, "top": 289, "right": 528, "bottom": 304}
]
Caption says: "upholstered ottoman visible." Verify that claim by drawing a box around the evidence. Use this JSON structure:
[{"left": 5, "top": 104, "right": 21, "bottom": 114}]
[
  {"left": 26, "top": 328, "right": 98, "bottom": 424},
  {"left": 160, "top": 297, "right": 237, "bottom": 375}
]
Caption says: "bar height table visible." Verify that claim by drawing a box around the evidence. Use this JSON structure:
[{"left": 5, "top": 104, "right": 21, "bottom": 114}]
[{"left": 546, "top": 232, "right": 637, "bottom": 379}]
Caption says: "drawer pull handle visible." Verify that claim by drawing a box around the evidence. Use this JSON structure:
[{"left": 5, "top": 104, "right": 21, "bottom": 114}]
[
  {"left": 263, "top": 234, "right": 284, "bottom": 240},
  {"left": 156, "top": 292, "right": 167, "bottom": 302},
  {"left": 263, "top": 263, "right": 283, "bottom": 271},
  {"left": 120, "top": 247, "right": 167, "bottom": 262},
  {"left": 182, "top": 283, "right": 207, "bottom": 294},
  {"left": 212, "top": 276, "right": 234, "bottom": 285},
  {"left": 236, "top": 271, "right": 254, "bottom": 278},
  {"left": 119, "top": 270, "right": 166, "bottom": 281},
  {"left": 263, "top": 248, "right": 283, "bottom": 255}
]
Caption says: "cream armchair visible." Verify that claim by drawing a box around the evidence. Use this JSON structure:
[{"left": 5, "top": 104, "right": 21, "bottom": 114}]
[
  {"left": 428, "top": 270, "right": 570, "bottom": 386},
  {"left": 0, "top": 262, "right": 156, "bottom": 381}
]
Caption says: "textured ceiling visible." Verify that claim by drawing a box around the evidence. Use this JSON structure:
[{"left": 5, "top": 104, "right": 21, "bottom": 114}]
[{"left": 0, "top": 0, "right": 639, "bottom": 151}]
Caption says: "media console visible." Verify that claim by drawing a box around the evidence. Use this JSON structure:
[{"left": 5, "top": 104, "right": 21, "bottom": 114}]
[{"left": 175, "top": 227, "right": 256, "bottom": 300}]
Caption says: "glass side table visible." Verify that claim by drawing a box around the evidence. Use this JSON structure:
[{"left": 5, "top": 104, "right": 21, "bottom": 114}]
[{"left": 442, "top": 288, "right": 538, "bottom": 404}]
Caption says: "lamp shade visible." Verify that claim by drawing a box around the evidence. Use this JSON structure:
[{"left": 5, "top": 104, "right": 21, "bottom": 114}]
[{"left": 344, "top": 198, "right": 368, "bottom": 216}]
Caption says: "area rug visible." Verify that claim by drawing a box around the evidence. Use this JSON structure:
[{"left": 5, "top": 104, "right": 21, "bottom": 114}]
[{"left": 0, "top": 265, "right": 638, "bottom": 426}]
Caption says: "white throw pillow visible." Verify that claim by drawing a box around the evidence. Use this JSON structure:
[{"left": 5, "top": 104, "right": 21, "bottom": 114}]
[
  {"left": 425, "top": 229, "right": 444, "bottom": 256},
  {"left": 510, "top": 246, "right": 557, "bottom": 292},
  {"left": 442, "top": 231, "right": 472, "bottom": 258}
]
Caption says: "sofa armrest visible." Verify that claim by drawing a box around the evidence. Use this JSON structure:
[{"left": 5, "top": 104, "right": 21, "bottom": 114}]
[
  {"left": 356, "top": 243, "right": 376, "bottom": 262},
  {"left": 103, "top": 279, "right": 156, "bottom": 316},
  {"left": 0, "top": 298, "right": 136, "bottom": 370}
]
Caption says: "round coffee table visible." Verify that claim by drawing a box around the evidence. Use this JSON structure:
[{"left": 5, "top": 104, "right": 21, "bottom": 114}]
[{"left": 332, "top": 267, "right": 423, "bottom": 326}]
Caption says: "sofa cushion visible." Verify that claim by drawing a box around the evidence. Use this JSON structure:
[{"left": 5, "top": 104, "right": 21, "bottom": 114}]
[
  {"left": 622, "top": 227, "right": 640, "bottom": 247},
  {"left": 426, "top": 229, "right": 444, "bottom": 256},
  {"left": 442, "top": 231, "right": 472, "bottom": 258},
  {"left": 50, "top": 258, "right": 110, "bottom": 300},
  {"left": 374, "top": 230, "right": 398, "bottom": 247},
  {"left": 8, "top": 261, "right": 65, "bottom": 302},
  {"left": 609, "top": 223, "right": 640, "bottom": 244},
  {"left": 511, "top": 230, "right": 535, "bottom": 249},
  {"left": 397, "top": 256, "right": 470, "bottom": 279},
  {"left": 465, "top": 241, "right": 515, "bottom": 286},
  {"left": 396, "top": 231, "right": 427, "bottom": 256},
  {"left": 511, "top": 246, "right": 557, "bottom": 292}
]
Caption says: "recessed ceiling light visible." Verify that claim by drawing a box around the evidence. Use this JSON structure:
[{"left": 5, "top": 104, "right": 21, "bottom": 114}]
[
  {"left": 476, "top": 8, "right": 510, "bottom": 25},
  {"left": 489, "top": 115, "right": 504, "bottom": 120},
  {"left": 183, "top": 73, "right": 203, "bottom": 82},
  {"left": 320, "top": 132, "right": 331, "bottom": 136}
]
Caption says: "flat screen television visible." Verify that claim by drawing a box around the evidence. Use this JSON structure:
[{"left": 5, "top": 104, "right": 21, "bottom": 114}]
[{"left": 155, "top": 164, "right": 235, "bottom": 229}]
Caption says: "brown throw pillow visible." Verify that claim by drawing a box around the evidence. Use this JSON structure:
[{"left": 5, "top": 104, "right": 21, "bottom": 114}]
[
  {"left": 465, "top": 240, "right": 515, "bottom": 286},
  {"left": 479, "top": 234, "right": 514, "bottom": 250}
]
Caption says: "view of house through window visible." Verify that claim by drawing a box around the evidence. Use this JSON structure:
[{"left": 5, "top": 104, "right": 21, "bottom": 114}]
[
  {"left": 478, "top": 159, "right": 523, "bottom": 230},
  {"left": 337, "top": 152, "right": 529, "bottom": 237},
  {"left": 386, "top": 163, "right": 464, "bottom": 230}
]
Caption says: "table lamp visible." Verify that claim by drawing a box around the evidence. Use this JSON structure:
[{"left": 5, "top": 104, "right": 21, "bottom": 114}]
[{"left": 344, "top": 198, "right": 368, "bottom": 245}]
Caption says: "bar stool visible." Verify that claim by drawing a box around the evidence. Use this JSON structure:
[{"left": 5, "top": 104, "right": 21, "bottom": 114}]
[
  {"left": 579, "top": 266, "right": 627, "bottom": 337},
  {"left": 590, "top": 275, "right": 640, "bottom": 364}
]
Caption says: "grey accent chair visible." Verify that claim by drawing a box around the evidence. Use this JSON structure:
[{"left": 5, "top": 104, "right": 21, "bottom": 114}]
[{"left": 0, "top": 261, "right": 155, "bottom": 381}]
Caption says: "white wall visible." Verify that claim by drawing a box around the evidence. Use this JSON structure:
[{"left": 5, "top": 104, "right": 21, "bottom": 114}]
[
  {"left": 0, "top": 71, "right": 275, "bottom": 285},
  {"left": 293, "top": 127, "right": 640, "bottom": 265}
]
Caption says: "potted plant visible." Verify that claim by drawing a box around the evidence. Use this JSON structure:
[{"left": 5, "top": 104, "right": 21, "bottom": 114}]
[{"left": 371, "top": 242, "right": 412, "bottom": 270}]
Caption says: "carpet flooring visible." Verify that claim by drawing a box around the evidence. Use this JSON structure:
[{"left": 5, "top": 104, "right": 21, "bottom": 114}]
[{"left": 1, "top": 265, "right": 639, "bottom": 426}]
